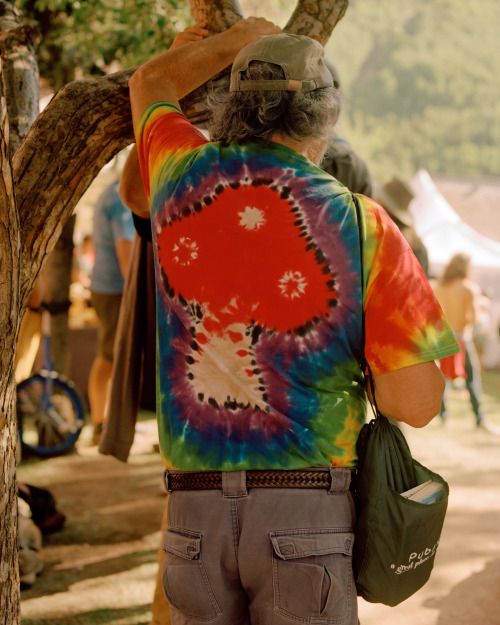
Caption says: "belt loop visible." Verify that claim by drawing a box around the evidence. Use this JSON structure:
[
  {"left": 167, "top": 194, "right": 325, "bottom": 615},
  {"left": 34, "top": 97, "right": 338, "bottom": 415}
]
[
  {"left": 222, "top": 470, "right": 248, "bottom": 498},
  {"left": 163, "top": 469, "right": 172, "bottom": 494},
  {"left": 328, "top": 467, "right": 336, "bottom": 495},
  {"left": 328, "top": 467, "right": 351, "bottom": 494}
]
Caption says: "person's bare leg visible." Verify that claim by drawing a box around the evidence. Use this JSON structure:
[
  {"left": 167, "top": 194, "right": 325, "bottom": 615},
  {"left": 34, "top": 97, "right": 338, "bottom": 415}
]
[{"left": 88, "top": 356, "right": 113, "bottom": 444}]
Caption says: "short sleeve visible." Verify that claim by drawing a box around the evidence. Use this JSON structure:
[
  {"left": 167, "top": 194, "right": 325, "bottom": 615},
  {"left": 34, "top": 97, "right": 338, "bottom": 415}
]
[
  {"left": 135, "top": 101, "right": 208, "bottom": 203},
  {"left": 359, "top": 196, "right": 459, "bottom": 375}
]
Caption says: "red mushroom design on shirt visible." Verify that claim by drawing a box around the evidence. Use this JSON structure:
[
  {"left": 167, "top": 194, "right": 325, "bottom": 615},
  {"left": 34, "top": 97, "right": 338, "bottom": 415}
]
[{"left": 157, "top": 180, "right": 338, "bottom": 411}]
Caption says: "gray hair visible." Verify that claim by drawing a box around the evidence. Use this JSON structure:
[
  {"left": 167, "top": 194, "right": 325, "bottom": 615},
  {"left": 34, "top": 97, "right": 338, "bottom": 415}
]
[{"left": 208, "top": 61, "right": 341, "bottom": 145}]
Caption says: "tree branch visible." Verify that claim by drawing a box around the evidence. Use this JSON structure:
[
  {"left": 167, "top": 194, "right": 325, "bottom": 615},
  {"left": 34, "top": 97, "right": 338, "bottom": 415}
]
[
  {"left": 10, "top": 0, "right": 350, "bottom": 296},
  {"left": 11, "top": 63, "right": 224, "bottom": 292},
  {"left": 284, "top": 0, "right": 348, "bottom": 45},
  {"left": 189, "top": 0, "right": 243, "bottom": 32},
  {"left": 0, "top": 47, "right": 20, "bottom": 346},
  {"left": 12, "top": 69, "right": 134, "bottom": 295}
]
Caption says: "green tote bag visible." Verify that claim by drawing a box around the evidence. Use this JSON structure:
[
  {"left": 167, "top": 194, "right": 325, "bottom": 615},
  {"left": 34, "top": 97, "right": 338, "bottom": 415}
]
[
  {"left": 352, "top": 192, "right": 449, "bottom": 605},
  {"left": 352, "top": 412, "right": 449, "bottom": 606}
]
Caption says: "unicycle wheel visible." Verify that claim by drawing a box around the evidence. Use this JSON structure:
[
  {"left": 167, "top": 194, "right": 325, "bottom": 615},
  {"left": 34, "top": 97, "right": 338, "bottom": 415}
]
[{"left": 17, "top": 372, "right": 86, "bottom": 458}]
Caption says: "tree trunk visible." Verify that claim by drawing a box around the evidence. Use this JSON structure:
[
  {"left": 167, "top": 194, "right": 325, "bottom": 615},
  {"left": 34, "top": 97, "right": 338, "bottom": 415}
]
[
  {"left": 0, "top": 39, "right": 21, "bottom": 625},
  {"left": 0, "top": 3, "right": 39, "bottom": 622},
  {"left": 0, "top": 2, "right": 349, "bottom": 623},
  {"left": 42, "top": 215, "right": 75, "bottom": 376}
]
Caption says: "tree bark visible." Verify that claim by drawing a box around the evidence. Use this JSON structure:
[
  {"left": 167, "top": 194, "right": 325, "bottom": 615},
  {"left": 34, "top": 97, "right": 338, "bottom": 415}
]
[
  {"left": 0, "top": 3, "right": 39, "bottom": 622},
  {"left": 0, "top": 2, "right": 40, "bottom": 155},
  {"left": 284, "top": 0, "right": 348, "bottom": 45},
  {"left": 189, "top": 0, "right": 243, "bottom": 31},
  {"left": 0, "top": 40, "right": 21, "bottom": 625},
  {"left": 42, "top": 215, "right": 75, "bottom": 375},
  {"left": 13, "top": 69, "right": 135, "bottom": 309}
]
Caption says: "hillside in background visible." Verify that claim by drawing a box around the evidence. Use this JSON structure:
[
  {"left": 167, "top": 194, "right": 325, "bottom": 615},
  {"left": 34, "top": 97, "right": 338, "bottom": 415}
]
[
  {"left": 26, "top": 0, "right": 499, "bottom": 186},
  {"left": 324, "top": 0, "right": 500, "bottom": 182}
]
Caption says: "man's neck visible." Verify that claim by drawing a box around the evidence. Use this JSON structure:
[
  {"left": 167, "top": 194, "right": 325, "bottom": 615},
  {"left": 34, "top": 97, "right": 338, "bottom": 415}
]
[{"left": 268, "top": 132, "right": 329, "bottom": 166}]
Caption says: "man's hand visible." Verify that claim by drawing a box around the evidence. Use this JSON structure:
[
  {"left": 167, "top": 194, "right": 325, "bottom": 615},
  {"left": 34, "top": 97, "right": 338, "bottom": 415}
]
[
  {"left": 170, "top": 23, "right": 209, "bottom": 49},
  {"left": 129, "top": 16, "right": 280, "bottom": 131},
  {"left": 228, "top": 16, "right": 281, "bottom": 42}
]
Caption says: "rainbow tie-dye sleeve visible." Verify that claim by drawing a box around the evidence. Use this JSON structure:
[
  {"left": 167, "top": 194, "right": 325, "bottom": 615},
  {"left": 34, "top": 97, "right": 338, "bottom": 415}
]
[
  {"left": 136, "top": 101, "right": 208, "bottom": 208},
  {"left": 359, "top": 195, "right": 459, "bottom": 375}
]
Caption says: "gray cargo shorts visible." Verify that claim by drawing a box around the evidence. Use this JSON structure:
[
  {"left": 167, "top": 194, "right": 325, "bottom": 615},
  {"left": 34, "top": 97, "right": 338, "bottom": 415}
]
[{"left": 161, "top": 467, "right": 358, "bottom": 625}]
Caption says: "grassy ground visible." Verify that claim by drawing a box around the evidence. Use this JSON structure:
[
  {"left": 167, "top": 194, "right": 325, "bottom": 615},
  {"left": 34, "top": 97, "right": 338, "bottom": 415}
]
[{"left": 18, "top": 370, "right": 500, "bottom": 625}]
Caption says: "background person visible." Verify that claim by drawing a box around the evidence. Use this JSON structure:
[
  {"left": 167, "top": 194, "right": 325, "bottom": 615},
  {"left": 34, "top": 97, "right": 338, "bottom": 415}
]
[
  {"left": 434, "top": 252, "right": 493, "bottom": 429},
  {"left": 88, "top": 180, "right": 134, "bottom": 445},
  {"left": 15, "top": 276, "right": 46, "bottom": 384},
  {"left": 374, "top": 176, "right": 430, "bottom": 277},
  {"left": 320, "top": 60, "right": 373, "bottom": 197},
  {"left": 473, "top": 289, "right": 493, "bottom": 373},
  {"left": 128, "top": 22, "right": 459, "bottom": 625}
]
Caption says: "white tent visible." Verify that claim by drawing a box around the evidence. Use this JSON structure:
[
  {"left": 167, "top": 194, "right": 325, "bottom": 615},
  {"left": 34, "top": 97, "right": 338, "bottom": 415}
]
[
  {"left": 409, "top": 170, "right": 500, "bottom": 368},
  {"left": 410, "top": 170, "right": 500, "bottom": 269}
]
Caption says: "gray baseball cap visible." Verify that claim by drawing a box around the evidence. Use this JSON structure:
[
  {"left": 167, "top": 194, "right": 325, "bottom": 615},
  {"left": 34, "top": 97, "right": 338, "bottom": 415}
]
[{"left": 230, "top": 33, "right": 333, "bottom": 93}]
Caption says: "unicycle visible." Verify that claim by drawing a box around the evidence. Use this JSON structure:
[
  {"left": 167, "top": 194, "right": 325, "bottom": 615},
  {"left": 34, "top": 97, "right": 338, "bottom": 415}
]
[{"left": 17, "top": 303, "right": 87, "bottom": 457}]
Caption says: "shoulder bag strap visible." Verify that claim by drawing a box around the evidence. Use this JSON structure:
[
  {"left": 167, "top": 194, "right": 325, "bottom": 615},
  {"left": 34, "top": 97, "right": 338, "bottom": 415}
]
[{"left": 352, "top": 193, "right": 379, "bottom": 417}]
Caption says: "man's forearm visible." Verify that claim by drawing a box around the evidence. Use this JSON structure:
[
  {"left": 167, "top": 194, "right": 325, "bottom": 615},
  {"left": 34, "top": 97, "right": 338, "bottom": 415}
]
[
  {"left": 119, "top": 145, "right": 150, "bottom": 218},
  {"left": 129, "top": 17, "right": 280, "bottom": 131}
]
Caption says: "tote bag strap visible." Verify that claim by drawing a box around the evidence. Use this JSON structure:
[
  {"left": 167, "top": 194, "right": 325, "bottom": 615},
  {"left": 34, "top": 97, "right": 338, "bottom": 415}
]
[{"left": 352, "top": 193, "right": 379, "bottom": 417}]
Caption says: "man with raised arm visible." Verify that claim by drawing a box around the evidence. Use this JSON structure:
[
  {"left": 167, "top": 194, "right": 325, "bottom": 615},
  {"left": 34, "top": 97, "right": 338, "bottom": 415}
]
[{"left": 128, "top": 18, "right": 459, "bottom": 625}]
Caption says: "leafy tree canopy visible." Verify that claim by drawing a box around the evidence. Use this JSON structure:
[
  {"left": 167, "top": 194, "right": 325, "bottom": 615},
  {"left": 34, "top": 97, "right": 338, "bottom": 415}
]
[{"left": 17, "top": 0, "right": 191, "bottom": 89}]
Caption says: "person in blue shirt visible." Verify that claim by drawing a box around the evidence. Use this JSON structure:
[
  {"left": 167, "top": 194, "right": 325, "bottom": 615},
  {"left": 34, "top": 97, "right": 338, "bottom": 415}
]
[{"left": 88, "top": 180, "right": 134, "bottom": 445}]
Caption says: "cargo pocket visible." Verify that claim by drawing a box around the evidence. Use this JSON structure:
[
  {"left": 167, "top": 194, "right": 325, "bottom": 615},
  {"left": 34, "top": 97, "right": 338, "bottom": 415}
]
[
  {"left": 270, "top": 529, "right": 355, "bottom": 624},
  {"left": 162, "top": 528, "right": 221, "bottom": 620}
]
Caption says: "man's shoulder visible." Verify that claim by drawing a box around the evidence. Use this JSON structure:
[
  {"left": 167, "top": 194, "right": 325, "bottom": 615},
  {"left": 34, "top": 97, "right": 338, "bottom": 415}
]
[{"left": 325, "top": 137, "right": 353, "bottom": 159}]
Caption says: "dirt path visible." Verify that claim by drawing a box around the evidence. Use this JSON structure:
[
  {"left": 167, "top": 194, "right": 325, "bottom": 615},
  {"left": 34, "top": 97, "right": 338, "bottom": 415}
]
[
  {"left": 19, "top": 420, "right": 165, "bottom": 625},
  {"left": 19, "top": 372, "right": 500, "bottom": 625}
]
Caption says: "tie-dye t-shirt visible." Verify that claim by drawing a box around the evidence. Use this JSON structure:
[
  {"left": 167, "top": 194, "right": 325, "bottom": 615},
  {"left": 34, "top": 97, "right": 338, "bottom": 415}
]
[{"left": 136, "top": 101, "right": 459, "bottom": 471}]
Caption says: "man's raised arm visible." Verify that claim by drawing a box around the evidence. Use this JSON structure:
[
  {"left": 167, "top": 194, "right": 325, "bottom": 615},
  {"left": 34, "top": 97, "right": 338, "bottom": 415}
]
[{"left": 128, "top": 17, "right": 280, "bottom": 133}]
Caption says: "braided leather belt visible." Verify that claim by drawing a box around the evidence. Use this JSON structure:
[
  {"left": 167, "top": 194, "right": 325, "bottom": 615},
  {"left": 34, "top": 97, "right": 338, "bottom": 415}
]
[{"left": 166, "top": 469, "right": 332, "bottom": 491}]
